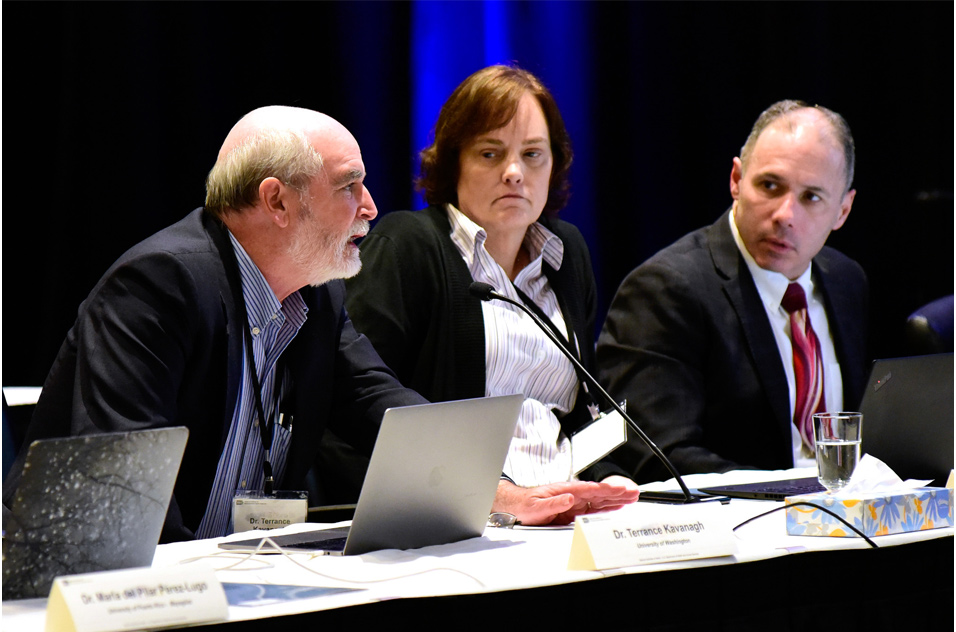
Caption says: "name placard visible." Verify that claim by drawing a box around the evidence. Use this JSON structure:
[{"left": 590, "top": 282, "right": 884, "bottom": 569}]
[
  {"left": 46, "top": 564, "right": 228, "bottom": 632},
  {"left": 568, "top": 502, "right": 736, "bottom": 571}
]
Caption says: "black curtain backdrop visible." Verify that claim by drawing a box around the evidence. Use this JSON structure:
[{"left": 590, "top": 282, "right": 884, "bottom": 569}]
[{"left": 2, "top": 0, "right": 953, "bottom": 389}]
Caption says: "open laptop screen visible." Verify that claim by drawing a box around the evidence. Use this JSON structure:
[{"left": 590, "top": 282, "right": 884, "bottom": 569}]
[{"left": 2, "top": 427, "right": 188, "bottom": 600}]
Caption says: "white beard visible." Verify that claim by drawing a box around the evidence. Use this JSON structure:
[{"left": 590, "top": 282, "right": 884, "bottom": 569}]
[{"left": 288, "top": 208, "right": 367, "bottom": 288}]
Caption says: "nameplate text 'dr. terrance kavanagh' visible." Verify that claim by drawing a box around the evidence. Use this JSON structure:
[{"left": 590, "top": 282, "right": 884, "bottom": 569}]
[{"left": 568, "top": 502, "right": 736, "bottom": 571}]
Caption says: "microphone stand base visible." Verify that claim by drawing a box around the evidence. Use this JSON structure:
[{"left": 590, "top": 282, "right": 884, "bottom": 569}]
[{"left": 638, "top": 490, "right": 731, "bottom": 504}]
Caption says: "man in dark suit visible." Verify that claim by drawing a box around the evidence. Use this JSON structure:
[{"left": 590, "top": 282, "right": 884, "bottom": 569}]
[
  {"left": 597, "top": 100, "right": 867, "bottom": 483},
  {"left": 2, "top": 106, "right": 428, "bottom": 542}
]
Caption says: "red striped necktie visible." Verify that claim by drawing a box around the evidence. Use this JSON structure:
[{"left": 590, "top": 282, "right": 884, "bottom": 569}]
[{"left": 782, "top": 283, "right": 826, "bottom": 448}]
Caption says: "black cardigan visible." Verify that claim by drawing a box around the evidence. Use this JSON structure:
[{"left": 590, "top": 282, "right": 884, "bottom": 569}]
[{"left": 342, "top": 205, "right": 624, "bottom": 483}]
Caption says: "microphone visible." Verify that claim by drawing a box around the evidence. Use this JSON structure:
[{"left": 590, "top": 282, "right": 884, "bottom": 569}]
[{"left": 469, "top": 281, "right": 714, "bottom": 504}]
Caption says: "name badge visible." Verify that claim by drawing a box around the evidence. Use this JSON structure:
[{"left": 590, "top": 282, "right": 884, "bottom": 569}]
[
  {"left": 571, "top": 401, "right": 627, "bottom": 475},
  {"left": 232, "top": 490, "right": 308, "bottom": 533}
]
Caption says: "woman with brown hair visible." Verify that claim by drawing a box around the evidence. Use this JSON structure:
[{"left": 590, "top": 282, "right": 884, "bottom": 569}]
[{"left": 344, "top": 64, "right": 639, "bottom": 525}]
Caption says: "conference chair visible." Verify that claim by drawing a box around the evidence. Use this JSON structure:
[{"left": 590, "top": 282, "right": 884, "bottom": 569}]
[
  {"left": 2, "top": 387, "right": 41, "bottom": 479},
  {"left": 903, "top": 295, "right": 954, "bottom": 355}
]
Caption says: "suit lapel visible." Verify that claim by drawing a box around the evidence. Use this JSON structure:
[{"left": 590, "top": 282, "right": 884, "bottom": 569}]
[
  {"left": 708, "top": 211, "right": 793, "bottom": 439},
  {"left": 203, "top": 211, "right": 245, "bottom": 446},
  {"left": 812, "top": 254, "right": 864, "bottom": 408}
]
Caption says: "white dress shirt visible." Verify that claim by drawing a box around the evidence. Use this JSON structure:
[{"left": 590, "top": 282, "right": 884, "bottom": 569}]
[{"left": 729, "top": 210, "right": 843, "bottom": 467}]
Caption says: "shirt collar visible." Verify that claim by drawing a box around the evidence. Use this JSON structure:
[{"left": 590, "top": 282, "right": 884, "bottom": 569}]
[
  {"left": 228, "top": 232, "right": 308, "bottom": 329},
  {"left": 729, "top": 207, "right": 814, "bottom": 311},
  {"left": 445, "top": 203, "right": 565, "bottom": 272}
]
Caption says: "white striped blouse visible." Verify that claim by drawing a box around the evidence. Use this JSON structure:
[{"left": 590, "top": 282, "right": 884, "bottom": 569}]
[{"left": 446, "top": 205, "right": 580, "bottom": 487}]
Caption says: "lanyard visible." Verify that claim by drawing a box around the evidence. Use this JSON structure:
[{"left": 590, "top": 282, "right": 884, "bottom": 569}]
[{"left": 240, "top": 320, "right": 281, "bottom": 495}]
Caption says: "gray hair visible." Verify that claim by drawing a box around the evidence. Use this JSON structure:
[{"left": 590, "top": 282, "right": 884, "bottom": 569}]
[
  {"left": 205, "top": 128, "right": 323, "bottom": 216},
  {"left": 740, "top": 99, "right": 855, "bottom": 193}
]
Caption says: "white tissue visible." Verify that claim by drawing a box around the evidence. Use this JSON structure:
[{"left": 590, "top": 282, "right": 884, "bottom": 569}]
[{"left": 834, "top": 453, "right": 933, "bottom": 496}]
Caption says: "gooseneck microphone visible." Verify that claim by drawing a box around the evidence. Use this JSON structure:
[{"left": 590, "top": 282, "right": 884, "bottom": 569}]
[{"left": 469, "top": 281, "right": 710, "bottom": 503}]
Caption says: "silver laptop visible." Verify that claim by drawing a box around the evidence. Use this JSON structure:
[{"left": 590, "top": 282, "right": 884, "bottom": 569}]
[
  {"left": 220, "top": 394, "right": 523, "bottom": 556},
  {"left": 2, "top": 427, "right": 188, "bottom": 600}
]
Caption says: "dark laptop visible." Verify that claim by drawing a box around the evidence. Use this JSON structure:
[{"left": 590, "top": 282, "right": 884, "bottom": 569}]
[
  {"left": 2, "top": 427, "right": 188, "bottom": 600},
  {"left": 696, "top": 353, "right": 954, "bottom": 500},
  {"left": 220, "top": 394, "right": 523, "bottom": 556},
  {"left": 857, "top": 353, "right": 953, "bottom": 486}
]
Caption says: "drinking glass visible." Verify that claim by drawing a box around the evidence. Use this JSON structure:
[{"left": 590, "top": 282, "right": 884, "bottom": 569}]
[{"left": 812, "top": 412, "right": 862, "bottom": 493}]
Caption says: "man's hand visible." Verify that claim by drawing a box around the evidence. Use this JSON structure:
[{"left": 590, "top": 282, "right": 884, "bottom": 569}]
[{"left": 491, "top": 477, "right": 640, "bottom": 526}]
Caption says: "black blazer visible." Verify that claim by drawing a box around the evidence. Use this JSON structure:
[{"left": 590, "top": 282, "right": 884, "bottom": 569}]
[
  {"left": 597, "top": 210, "right": 869, "bottom": 483},
  {"left": 2, "top": 208, "right": 424, "bottom": 541}
]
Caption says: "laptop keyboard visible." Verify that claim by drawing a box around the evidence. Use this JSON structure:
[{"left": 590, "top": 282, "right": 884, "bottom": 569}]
[
  {"left": 698, "top": 477, "right": 826, "bottom": 500},
  {"left": 752, "top": 481, "right": 826, "bottom": 499}
]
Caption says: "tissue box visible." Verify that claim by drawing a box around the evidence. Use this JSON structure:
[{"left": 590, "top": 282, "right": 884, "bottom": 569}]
[{"left": 785, "top": 487, "right": 953, "bottom": 537}]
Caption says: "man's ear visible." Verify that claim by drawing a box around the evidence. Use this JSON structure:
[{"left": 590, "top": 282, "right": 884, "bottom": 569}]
[
  {"left": 729, "top": 157, "right": 743, "bottom": 201},
  {"left": 832, "top": 189, "right": 856, "bottom": 231},
  {"left": 259, "top": 177, "right": 292, "bottom": 228}
]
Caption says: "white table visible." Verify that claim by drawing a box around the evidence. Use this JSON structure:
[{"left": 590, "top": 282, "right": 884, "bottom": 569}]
[{"left": 4, "top": 468, "right": 952, "bottom": 631}]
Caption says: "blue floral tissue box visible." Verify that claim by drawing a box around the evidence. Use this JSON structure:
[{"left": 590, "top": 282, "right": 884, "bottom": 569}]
[{"left": 785, "top": 487, "right": 953, "bottom": 537}]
